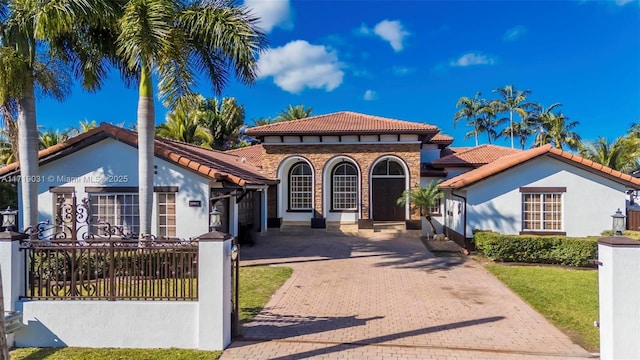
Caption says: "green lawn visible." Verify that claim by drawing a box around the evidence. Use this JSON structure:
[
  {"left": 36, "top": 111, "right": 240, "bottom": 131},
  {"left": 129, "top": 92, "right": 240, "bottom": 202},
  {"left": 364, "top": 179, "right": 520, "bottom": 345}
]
[
  {"left": 486, "top": 264, "right": 599, "bottom": 351},
  {"left": 10, "top": 265, "right": 293, "bottom": 360},
  {"left": 239, "top": 266, "right": 293, "bottom": 322}
]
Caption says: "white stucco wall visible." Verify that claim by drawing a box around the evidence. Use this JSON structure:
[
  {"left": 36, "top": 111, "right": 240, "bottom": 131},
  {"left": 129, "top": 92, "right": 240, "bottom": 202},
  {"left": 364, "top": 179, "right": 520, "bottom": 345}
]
[
  {"left": 463, "top": 156, "right": 629, "bottom": 237},
  {"left": 16, "top": 301, "right": 198, "bottom": 348},
  {"left": 21, "top": 138, "right": 211, "bottom": 239},
  {"left": 444, "top": 190, "right": 465, "bottom": 237}
]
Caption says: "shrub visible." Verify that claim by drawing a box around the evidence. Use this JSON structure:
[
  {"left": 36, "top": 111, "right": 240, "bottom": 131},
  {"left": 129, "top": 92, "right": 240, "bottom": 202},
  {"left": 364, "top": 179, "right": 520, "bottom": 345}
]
[{"left": 474, "top": 231, "right": 597, "bottom": 267}]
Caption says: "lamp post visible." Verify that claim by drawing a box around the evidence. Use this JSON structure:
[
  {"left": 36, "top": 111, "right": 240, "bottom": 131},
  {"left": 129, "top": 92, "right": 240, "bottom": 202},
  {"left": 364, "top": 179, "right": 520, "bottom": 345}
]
[
  {"left": 611, "top": 208, "right": 626, "bottom": 236},
  {"left": 0, "top": 207, "right": 18, "bottom": 232},
  {"left": 209, "top": 205, "right": 222, "bottom": 232}
]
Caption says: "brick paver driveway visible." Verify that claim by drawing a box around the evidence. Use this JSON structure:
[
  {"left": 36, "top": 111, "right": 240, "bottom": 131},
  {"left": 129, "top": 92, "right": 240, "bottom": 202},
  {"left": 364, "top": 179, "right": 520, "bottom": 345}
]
[{"left": 221, "top": 232, "right": 594, "bottom": 360}]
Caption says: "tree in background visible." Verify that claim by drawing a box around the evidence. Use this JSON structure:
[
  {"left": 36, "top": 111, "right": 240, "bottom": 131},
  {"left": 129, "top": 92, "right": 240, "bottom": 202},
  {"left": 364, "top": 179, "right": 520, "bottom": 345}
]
[
  {"left": 531, "top": 103, "right": 581, "bottom": 150},
  {"left": 579, "top": 137, "right": 640, "bottom": 173},
  {"left": 492, "top": 85, "right": 532, "bottom": 149},
  {"left": 114, "top": 0, "right": 266, "bottom": 238},
  {"left": 38, "top": 129, "right": 70, "bottom": 149},
  {"left": 454, "top": 92, "right": 483, "bottom": 146},
  {"left": 196, "top": 96, "right": 246, "bottom": 150},
  {"left": 475, "top": 100, "right": 503, "bottom": 144},
  {"left": 157, "top": 103, "right": 211, "bottom": 147},
  {"left": 275, "top": 104, "right": 313, "bottom": 122},
  {"left": 252, "top": 117, "right": 274, "bottom": 126}
]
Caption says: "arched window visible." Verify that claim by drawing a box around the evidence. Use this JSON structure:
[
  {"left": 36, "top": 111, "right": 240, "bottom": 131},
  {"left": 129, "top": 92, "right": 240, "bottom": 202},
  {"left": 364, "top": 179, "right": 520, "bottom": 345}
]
[
  {"left": 372, "top": 159, "right": 405, "bottom": 177},
  {"left": 332, "top": 162, "right": 358, "bottom": 210},
  {"left": 289, "top": 162, "right": 312, "bottom": 210}
]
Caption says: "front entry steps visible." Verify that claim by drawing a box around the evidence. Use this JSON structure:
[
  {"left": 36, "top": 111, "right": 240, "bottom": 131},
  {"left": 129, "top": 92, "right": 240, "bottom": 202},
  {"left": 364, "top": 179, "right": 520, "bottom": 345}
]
[{"left": 278, "top": 221, "right": 422, "bottom": 236}]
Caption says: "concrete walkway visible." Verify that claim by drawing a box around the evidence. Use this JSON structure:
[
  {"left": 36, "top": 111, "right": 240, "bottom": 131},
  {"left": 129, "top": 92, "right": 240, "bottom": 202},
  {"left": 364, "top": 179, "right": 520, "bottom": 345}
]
[{"left": 221, "top": 232, "right": 594, "bottom": 360}]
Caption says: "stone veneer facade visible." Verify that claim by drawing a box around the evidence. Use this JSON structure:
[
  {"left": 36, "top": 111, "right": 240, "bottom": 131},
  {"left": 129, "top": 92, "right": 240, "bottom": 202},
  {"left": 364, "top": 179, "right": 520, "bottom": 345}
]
[{"left": 262, "top": 143, "right": 421, "bottom": 222}]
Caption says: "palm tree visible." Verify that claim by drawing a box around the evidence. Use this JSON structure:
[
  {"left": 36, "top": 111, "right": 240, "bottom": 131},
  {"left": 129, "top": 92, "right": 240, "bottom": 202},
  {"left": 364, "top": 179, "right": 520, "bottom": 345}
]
[
  {"left": 74, "top": 119, "right": 99, "bottom": 135},
  {"left": 493, "top": 85, "right": 532, "bottom": 148},
  {"left": 115, "top": 1, "right": 266, "bottom": 238},
  {"left": 397, "top": 181, "right": 444, "bottom": 235},
  {"left": 157, "top": 105, "right": 211, "bottom": 146},
  {"left": 579, "top": 137, "right": 640, "bottom": 173},
  {"left": 476, "top": 100, "right": 503, "bottom": 144},
  {"left": 196, "top": 96, "right": 246, "bottom": 150},
  {"left": 252, "top": 117, "right": 274, "bottom": 126},
  {"left": 531, "top": 103, "right": 581, "bottom": 150},
  {"left": 276, "top": 104, "right": 313, "bottom": 122},
  {"left": 39, "top": 129, "right": 70, "bottom": 149},
  {"left": 454, "top": 92, "right": 483, "bottom": 146},
  {"left": 0, "top": 0, "right": 117, "bottom": 230},
  {"left": 502, "top": 113, "right": 536, "bottom": 150}
]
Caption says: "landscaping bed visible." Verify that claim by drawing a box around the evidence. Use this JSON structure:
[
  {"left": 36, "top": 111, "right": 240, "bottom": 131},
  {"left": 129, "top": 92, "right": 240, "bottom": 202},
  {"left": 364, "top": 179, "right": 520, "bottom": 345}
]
[{"left": 474, "top": 231, "right": 597, "bottom": 267}]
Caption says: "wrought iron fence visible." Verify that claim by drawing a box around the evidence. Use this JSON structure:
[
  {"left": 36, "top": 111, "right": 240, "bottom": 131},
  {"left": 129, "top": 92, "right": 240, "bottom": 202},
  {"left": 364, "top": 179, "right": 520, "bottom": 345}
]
[{"left": 21, "top": 238, "right": 198, "bottom": 301}]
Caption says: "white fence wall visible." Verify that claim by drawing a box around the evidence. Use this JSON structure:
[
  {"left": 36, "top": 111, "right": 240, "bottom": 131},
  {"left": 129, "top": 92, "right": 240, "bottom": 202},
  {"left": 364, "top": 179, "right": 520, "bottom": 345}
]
[{"left": 1, "top": 231, "right": 233, "bottom": 351}]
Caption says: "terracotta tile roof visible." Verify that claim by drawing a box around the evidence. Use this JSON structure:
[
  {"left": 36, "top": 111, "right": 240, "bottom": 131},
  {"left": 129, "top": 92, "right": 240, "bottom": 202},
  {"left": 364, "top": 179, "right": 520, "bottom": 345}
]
[
  {"left": 440, "top": 144, "right": 640, "bottom": 189},
  {"left": 225, "top": 144, "right": 264, "bottom": 168},
  {"left": 244, "top": 111, "right": 439, "bottom": 137},
  {"left": 432, "top": 145, "right": 522, "bottom": 168},
  {"left": 0, "top": 123, "right": 276, "bottom": 187},
  {"left": 429, "top": 134, "right": 454, "bottom": 145}
]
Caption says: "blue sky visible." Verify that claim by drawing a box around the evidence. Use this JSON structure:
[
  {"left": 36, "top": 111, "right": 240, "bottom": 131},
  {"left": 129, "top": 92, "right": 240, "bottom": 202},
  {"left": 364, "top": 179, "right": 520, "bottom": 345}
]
[{"left": 38, "top": 0, "right": 640, "bottom": 148}]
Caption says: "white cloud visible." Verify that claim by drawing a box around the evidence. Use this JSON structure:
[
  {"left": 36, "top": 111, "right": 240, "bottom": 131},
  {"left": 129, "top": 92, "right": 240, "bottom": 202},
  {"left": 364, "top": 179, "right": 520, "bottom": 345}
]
[
  {"left": 357, "top": 20, "right": 410, "bottom": 52},
  {"left": 363, "top": 90, "right": 377, "bottom": 101},
  {"left": 257, "top": 40, "right": 344, "bottom": 93},
  {"left": 392, "top": 66, "right": 415, "bottom": 76},
  {"left": 615, "top": 0, "right": 634, "bottom": 5},
  {"left": 373, "top": 20, "right": 410, "bottom": 52},
  {"left": 449, "top": 52, "right": 496, "bottom": 67},
  {"left": 503, "top": 25, "right": 527, "bottom": 41},
  {"left": 243, "top": 0, "right": 293, "bottom": 33}
]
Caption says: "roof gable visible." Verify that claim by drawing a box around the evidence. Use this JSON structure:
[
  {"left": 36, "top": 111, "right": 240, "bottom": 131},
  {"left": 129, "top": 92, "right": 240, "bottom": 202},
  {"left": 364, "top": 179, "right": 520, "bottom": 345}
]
[
  {"left": 440, "top": 144, "right": 640, "bottom": 189},
  {"left": 244, "top": 111, "right": 438, "bottom": 137},
  {"left": 224, "top": 144, "right": 264, "bottom": 168},
  {"left": 0, "top": 123, "right": 276, "bottom": 187}
]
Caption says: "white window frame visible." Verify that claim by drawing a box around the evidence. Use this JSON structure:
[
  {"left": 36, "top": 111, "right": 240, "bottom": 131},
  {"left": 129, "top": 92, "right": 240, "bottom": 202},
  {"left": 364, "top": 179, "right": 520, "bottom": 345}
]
[
  {"left": 157, "top": 192, "right": 176, "bottom": 237},
  {"left": 521, "top": 192, "right": 563, "bottom": 232},
  {"left": 289, "top": 162, "right": 313, "bottom": 211},
  {"left": 332, "top": 162, "right": 358, "bottom": 211},
  {"left": 89, "top": 193, "right": 140, "bottom": 236}
]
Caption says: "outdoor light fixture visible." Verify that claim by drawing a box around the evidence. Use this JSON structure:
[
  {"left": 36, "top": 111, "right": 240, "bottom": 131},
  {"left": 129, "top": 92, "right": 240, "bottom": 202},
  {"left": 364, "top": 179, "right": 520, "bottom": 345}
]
[
  {"left": 210, "top": 205, "right": 222, "bottom": 232},
  {"left": 611, "top": 208, "right": 626, "bottom": 236},
  {"left": 0, "top": 206, "right": 18, "bottom": 232}
]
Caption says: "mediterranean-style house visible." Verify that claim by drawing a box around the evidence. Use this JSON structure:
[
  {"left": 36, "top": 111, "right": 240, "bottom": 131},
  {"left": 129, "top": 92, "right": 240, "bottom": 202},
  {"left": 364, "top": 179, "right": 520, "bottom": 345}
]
[
  {"left": 0, "top": 123, "right": 275, "bottom": 240},
  {"left": 1, "top": 111, "right": 638, "bottom": 247}
]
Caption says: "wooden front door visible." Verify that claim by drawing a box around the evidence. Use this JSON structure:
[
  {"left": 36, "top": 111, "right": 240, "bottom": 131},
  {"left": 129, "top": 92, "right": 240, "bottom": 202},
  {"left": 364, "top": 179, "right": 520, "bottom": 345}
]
[{"left": 372, "top": 178, "right": 405, "bottom": 221}]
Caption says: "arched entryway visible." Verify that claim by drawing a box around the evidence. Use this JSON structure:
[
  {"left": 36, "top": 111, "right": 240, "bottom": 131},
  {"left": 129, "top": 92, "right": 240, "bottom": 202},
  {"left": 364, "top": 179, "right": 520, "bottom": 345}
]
[{"left": 370, "top": 157, "right": 408, "bottom": 221}]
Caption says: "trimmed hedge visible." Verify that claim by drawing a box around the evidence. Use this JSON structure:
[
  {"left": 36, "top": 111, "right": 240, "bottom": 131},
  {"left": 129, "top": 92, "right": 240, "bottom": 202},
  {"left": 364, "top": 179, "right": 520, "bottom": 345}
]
[{"left": 474, "top": 231, "right": 597, "bottom": 267}]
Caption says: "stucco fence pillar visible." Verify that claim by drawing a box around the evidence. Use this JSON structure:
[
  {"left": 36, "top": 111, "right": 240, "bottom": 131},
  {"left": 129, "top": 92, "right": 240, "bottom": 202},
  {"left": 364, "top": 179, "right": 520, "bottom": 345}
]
[
  {"left": 0, "top": 231, "right": 28, "bottom": 348},
  {"left": 1, "top": 231, "right": 233, "bottom": 350},
  {"left": 197, "top": 230, "right": 233, "bottom": 350},
  {"left": 597, "top": 237, "right": 640, "bottom": 360}
]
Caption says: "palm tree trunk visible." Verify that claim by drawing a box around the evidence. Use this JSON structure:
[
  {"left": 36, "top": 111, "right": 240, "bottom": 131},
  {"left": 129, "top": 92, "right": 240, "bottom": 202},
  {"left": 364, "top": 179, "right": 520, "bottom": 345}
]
[
  {"left": 424, "top": 214, "right": 438, "bottom": 235},
  {"left": 474, "top": 118, "right": 478, "bottom": 146},
  {"left": 509, "top": 110, "right": 514, "bottom": 148},
  {"left": 138, "top": 66, "right": 154, "bottom": 240},
  {"left": 17, "top": 80, "right": 39, "bottom": 233}
]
